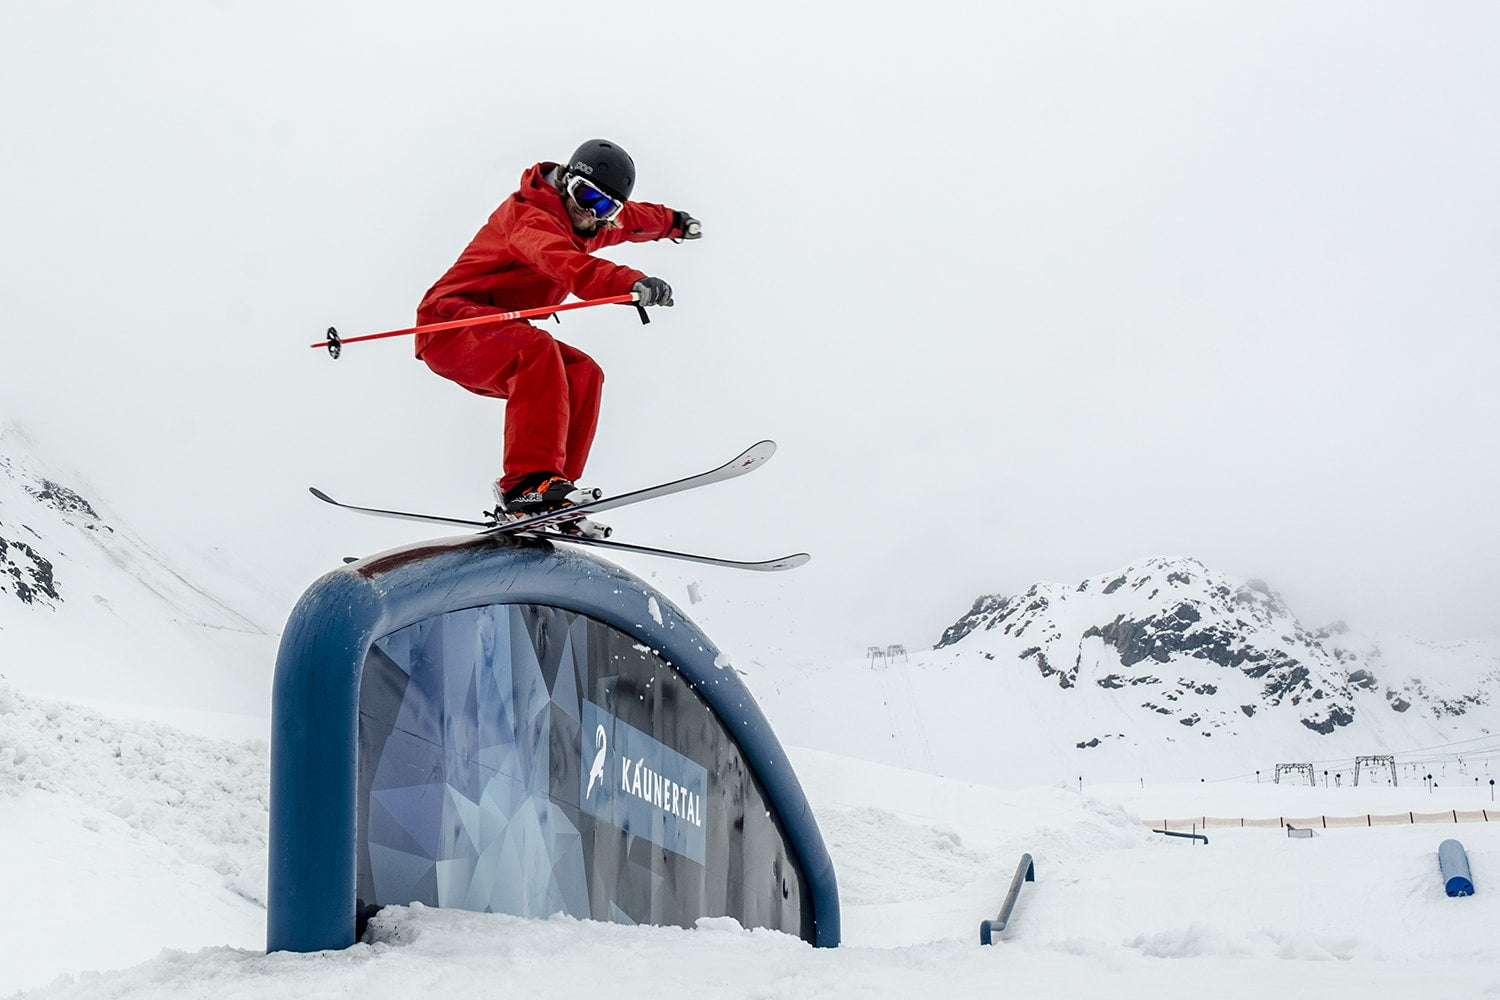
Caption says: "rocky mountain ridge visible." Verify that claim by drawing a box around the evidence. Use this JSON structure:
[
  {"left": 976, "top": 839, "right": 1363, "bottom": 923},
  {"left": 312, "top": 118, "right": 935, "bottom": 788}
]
[
  {"left": 0, "top": 448, "right": 106, "bottom": 610},
  {"left": 936, "top": 556, "right": 1499, "bottom": 748}
]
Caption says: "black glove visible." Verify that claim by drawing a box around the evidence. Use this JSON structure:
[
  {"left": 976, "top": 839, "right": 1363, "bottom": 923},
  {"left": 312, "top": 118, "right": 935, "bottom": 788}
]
[
  {"left": 672, "top": 211, "right": 703, "bottom": 241},
  {"left": 633, "top": 276, "right": 674, "bottom": 307}
]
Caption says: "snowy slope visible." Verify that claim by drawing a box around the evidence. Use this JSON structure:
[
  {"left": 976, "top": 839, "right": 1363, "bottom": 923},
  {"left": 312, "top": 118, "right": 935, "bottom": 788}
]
[
  {"left": 5, "top": 681, "right": 1498, "bottom": 998},
  {"left": 0, "top": 425, "right": 277, "bottom": 730},
  {"left": 0, "top": 683, "right": 267, "bottom": 991}
]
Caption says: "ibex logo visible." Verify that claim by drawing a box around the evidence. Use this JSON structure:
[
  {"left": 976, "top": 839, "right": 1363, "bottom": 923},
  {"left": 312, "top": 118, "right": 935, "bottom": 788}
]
[{"left": 586, "top": 724, "right": 607, "bottom": 798}]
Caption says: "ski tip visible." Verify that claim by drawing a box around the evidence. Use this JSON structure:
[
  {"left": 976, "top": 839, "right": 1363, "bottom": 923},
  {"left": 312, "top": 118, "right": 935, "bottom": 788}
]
[
  {"left": 766, "top": 553, "right": 810, "bottom": 571},
  {"left": 736, "top": 440, "right": 776, "bottom": 467},
  {"left": 309, "top": 486, "right": 335, "bottom": 503}
]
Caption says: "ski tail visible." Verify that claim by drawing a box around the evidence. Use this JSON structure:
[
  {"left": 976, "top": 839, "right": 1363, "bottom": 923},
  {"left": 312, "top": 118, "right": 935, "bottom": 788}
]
[{"left": 309, "top": 487, "right": 490, "bottom": 529}]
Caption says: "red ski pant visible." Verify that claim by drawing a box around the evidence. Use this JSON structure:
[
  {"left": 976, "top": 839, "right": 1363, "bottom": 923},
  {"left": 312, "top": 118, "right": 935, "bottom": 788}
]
[{"left": 417, "top": 303, "right": 603, "bottom": 492}]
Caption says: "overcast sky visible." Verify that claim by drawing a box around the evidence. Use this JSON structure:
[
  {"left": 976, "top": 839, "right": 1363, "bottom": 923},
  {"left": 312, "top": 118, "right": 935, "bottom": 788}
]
[{"left": 3, "top": 2, "right": 1497, "bottom": 661}]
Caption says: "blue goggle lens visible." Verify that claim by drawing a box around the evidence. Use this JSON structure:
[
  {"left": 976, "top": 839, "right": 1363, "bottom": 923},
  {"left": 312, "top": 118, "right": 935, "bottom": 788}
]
[{"left": 572, "top": 180, "right": 620, "bottom": 219}]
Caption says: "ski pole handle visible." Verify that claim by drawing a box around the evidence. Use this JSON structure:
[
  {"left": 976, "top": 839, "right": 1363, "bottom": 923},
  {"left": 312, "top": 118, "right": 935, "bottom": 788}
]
[{"left": 313, "top": 292, "right": 642, "bottom": 358}]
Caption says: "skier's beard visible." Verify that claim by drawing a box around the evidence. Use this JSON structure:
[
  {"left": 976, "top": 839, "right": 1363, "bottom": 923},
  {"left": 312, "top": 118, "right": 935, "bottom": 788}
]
[
  {"left": 565, "top": 199, "right": 623, "bottom": 239},
  {"left": 564, "top": 196, "right": 601, "bottom": 238},
  {"left": 571, "top": 215, "right": 623, "bottom": 240}
]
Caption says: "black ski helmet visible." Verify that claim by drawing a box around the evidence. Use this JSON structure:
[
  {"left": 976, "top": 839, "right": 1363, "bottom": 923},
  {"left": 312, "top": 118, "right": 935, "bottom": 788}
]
[{"left": 566, "top": 139, "right": 635, "bottom": 203}]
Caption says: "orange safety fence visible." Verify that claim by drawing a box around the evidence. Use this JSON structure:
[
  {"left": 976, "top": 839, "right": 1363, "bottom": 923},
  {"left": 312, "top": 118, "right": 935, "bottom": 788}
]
[{"left": 1148, "top": 809, "right": 1494, "bottom": 832}]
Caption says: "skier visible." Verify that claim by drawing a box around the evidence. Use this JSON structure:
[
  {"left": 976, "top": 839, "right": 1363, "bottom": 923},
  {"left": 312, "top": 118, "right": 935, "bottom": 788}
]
[{"left": 415, "top": 138, "right": 701, "bottom": 517}]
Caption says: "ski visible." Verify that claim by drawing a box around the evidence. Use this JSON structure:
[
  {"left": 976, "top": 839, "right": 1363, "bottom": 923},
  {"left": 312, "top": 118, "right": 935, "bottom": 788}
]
[
  {"left": 483, "top": 440, "right": 777, "bottom": 536},
  {"left": 528, "top": 530, "right": 809, "bottom": 573},
  {"left": 309, "top": 440, "right": 775, "bottom": 534},
  {"left": 308, "top": 440, "right": 806, "bottom": 572},
  {"left": 307, "top": 489, "right": 806, "bottom": 572}
]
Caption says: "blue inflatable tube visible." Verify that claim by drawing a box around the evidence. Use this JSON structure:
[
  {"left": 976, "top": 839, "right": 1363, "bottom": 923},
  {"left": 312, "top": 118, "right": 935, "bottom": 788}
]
[
  {"left": 1439, "top": 839, "right": 1475, "bottom": 897},
  {"left": 268, "top": 531, "right": 840, "bottom": 952}
]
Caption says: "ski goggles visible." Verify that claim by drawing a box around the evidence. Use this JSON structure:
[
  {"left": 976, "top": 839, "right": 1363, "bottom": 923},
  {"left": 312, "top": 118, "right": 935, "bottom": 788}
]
[{"left": 565, "top": 173, "right": 625, "bottom": 222}]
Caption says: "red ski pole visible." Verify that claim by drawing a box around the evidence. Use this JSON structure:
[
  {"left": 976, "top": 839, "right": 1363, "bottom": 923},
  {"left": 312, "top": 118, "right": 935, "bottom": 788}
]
[{"left": 312, "top": 292, "right": 642, "bottom": 359}]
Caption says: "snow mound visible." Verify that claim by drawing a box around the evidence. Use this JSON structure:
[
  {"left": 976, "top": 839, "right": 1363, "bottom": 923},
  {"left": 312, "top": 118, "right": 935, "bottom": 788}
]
[{"left": 0, "top": 682, "right": 268, "bottom": 905}]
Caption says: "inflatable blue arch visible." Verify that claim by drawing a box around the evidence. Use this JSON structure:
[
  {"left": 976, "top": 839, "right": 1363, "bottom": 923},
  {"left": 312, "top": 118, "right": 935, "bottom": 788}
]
[{"left": 267, "top": 530, "right": 839, "bottom": 952}]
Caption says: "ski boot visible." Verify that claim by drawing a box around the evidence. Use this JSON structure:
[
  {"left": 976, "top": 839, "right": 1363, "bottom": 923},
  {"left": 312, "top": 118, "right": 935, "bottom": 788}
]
[{"left": 492, "top": 473, "right": 611, "bottom": 538}]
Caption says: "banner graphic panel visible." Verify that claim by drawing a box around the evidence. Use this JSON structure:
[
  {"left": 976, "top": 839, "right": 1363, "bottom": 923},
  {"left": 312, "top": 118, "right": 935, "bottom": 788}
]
[{"left": 355, "top": 603, "right": 811, "bottom": 940}]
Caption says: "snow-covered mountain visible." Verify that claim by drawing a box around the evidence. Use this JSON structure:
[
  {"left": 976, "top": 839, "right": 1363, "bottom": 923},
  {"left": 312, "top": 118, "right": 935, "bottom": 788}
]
[
  {"left": 748, "top": 556, "right": 1499, "bottom": 787},
  {"left": 0, "top": 425, "right": 277, "bottom": 727},
  {"left": 936, "top": 556, "right": 1498, "bottom": 743}
]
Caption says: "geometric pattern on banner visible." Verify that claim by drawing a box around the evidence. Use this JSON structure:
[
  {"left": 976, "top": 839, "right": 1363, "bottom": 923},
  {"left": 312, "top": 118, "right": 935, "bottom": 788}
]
[
  {"left": 355, "top": 603, "right": 814, "bottom": 942},
  {"left": 359, "top": 605, "right": 588, "bottom": 922}
]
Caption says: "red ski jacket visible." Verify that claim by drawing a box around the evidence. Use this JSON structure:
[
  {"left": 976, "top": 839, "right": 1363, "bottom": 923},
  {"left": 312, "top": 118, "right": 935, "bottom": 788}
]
[{"left": 415, "top": 162, "right": 684, "bottom": 356}]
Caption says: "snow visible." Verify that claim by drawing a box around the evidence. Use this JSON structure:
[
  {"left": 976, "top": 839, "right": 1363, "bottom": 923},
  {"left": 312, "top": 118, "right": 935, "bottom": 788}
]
[
  {"left": 3, "top": 430, "right": 1499, "bottom": 998},
  {"left": 0, "top": 684, "right": 268, "bottom": 993},
  {"left": 4, "top": 664, "right": 1499, "bottom": 997}
]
